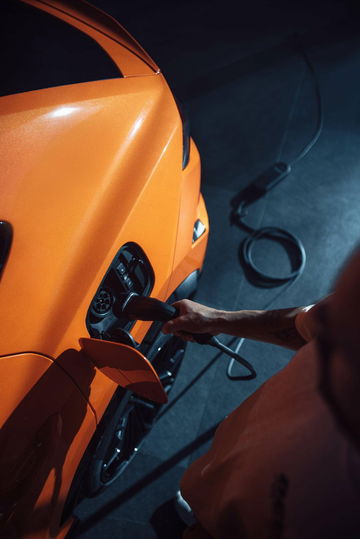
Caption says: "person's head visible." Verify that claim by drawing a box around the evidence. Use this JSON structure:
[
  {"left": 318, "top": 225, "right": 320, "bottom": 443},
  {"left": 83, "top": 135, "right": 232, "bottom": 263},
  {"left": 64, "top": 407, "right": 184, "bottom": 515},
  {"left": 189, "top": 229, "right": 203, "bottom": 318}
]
[{"left": 315, "top": 244, "right": 360, "bottom": 449}]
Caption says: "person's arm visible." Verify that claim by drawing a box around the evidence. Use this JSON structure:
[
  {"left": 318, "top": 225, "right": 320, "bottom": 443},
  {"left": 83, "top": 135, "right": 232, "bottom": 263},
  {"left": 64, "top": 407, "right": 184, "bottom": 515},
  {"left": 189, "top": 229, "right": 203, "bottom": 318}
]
[{"left": 162, "top": 299, "right": 315, "bottom": 351}]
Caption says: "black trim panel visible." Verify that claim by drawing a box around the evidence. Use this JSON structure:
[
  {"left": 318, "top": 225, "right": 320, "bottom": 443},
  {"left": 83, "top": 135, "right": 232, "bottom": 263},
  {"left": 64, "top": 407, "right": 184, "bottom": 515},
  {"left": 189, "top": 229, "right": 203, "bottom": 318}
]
[
  {"left": 0, "top": 221, "right": 13, "bottom": 276},
  {"left": 86, "top": 243, "right": 154, "bottom": 339}
]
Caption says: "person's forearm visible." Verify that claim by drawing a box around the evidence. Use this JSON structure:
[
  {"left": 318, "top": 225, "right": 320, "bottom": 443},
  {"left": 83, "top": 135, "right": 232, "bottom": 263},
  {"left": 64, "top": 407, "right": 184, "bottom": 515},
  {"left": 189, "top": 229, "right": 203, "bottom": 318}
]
[
  {"left": 162, "top": 299, "right": 316, "bottom": 349},
  {"left": 213, "top": 307, "right": 310, "bottom": 350}
]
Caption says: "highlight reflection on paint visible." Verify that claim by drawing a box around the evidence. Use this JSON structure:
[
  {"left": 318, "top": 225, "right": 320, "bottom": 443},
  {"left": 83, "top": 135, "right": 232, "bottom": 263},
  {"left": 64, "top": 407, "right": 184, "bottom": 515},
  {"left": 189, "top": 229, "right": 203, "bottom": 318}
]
[
  {"left": 129, "top": 115, "right": 144, "bottom": 138},
  {"left": 49, "top": 106, "right": 79, "bottom": 118}
]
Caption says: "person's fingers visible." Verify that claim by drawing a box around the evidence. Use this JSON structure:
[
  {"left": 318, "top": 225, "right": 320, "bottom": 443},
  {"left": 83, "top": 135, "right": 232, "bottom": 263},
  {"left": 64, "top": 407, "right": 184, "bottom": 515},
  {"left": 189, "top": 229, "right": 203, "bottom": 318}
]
[
  {"left": 172, "top": 298, "right": 201, "bottom": 314},
  {"left": 162, "top": 299, "right": 216, "bottom": 336},
  {"left": 162, "top": 321, "right": 192, "bottom": 340},
  {"left": 162, "top": 319, "right": 175, "bottom": 334},
  {"left": 162, "top": 316, "right": 188, "bottom": 334},
  {"left": 162, "top": 300, "right": 192, "bottom": 334}
]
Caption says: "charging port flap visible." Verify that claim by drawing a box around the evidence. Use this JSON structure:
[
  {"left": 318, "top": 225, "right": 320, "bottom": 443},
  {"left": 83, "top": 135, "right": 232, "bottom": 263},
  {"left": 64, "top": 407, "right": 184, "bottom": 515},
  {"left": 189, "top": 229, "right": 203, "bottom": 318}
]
[{"left": 79, "top": 338, "right": 167, "bottom": 404}]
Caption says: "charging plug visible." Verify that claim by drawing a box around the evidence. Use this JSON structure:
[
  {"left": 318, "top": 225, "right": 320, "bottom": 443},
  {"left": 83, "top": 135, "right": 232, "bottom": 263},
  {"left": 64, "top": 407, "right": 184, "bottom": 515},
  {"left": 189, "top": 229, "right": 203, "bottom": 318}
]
[
  {"left": 122, "top": 293, "right": 214, "bottom": 343},
  {"left": 122, "top": 293, "right": 178, "bottom": 321},
  {"left": 233, "top": 162, "right": 291, "bottom": 212},
  {"left": 252, "top": 162, "right": 291, "bottom": 194}
]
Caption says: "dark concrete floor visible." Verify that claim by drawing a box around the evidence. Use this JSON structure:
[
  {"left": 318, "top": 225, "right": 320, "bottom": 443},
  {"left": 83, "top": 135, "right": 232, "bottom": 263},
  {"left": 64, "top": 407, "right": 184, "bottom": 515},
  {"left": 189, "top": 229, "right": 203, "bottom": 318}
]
[{"left": 71, "top": 1, "right": 360, "bottom": 537}]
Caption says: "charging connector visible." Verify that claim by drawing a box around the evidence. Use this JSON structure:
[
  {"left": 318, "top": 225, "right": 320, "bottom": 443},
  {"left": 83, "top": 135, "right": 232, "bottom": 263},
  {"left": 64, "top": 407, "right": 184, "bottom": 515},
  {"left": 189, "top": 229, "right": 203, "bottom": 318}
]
[
  {"left": 122, "top": 293, "right": 179, "bottom": 322},
  {"left": 252, "top": 162, "right": 291, "bottom": 193}
]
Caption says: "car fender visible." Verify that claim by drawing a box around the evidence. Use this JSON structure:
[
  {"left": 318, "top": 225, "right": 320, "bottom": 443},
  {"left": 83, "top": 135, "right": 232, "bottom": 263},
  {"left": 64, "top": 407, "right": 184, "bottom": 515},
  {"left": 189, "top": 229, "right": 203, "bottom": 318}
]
[{"left": 0, "top": 351, "right": 96, "bottom": 538}]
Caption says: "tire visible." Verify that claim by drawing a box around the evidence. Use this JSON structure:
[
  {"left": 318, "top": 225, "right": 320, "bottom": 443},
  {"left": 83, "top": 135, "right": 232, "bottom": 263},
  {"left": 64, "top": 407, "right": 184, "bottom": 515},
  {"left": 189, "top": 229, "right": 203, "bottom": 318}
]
[{"left": 87, "top": 333, "right": 186, "bottom": 496}]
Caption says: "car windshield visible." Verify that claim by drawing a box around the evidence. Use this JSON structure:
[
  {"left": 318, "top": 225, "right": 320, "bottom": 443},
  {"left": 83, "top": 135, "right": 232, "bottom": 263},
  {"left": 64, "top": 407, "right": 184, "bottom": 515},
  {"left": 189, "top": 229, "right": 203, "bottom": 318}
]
[{"left": 0, "top": 0, "right": 122, "bottom": 98}]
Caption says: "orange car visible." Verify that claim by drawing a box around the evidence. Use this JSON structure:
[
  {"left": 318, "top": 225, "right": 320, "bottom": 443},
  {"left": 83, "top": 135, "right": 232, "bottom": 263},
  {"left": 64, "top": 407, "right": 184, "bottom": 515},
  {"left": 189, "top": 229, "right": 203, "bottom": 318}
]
[{"left": 0, "top": 1, "right": 209, "bottom": 537}]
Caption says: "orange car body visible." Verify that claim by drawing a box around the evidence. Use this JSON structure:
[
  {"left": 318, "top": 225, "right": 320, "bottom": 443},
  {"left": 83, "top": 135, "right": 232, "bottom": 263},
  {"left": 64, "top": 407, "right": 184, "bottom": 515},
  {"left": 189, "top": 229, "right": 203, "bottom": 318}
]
[{"left": 0, "top": 1, "right": 208, "bottom": 537}]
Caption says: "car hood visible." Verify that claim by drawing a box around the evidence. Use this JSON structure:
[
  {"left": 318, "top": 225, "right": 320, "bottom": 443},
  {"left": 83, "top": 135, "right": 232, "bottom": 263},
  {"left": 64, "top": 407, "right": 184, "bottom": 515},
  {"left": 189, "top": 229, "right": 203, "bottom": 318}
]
[{"left": 0, "top": 75, "right": 182, "bottom": 358}]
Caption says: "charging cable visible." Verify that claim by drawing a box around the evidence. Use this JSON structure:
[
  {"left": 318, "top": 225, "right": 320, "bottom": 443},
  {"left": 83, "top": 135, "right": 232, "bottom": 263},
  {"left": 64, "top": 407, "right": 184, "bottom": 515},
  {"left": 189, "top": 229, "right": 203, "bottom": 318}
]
[
  {"left": 227, "top": 338, "right": 246, "bottom": 381},
  {"left": 231, "top": 39, "right": 321, "bottom": 287},
  {"left": 194, "top": 334, "right": 256, "bottom": 380},
  {"left": 226, "top": 40, "right": 320, "bottom": 378}
]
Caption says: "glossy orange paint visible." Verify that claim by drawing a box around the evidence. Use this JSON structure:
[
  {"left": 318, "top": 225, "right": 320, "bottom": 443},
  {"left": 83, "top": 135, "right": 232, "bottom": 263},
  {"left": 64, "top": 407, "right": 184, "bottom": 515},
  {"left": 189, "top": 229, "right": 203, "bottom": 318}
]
[
  {"left": 0, "top": 0, "right": 209, "bottom": 537},
  {"left": 0, "top": 74, "right": 183, "bottom": 359}
]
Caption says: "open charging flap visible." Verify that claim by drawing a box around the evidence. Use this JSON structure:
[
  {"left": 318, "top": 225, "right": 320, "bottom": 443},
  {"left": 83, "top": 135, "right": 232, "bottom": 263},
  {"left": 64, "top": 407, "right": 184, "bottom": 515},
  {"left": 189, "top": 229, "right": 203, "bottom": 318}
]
[{"left": 79, "top": 338, "right": 168, "bottom": 404}]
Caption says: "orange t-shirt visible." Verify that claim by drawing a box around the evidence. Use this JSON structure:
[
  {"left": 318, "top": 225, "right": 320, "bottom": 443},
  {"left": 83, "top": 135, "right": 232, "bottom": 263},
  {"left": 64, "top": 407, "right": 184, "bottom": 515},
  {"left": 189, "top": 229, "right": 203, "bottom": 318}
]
[{"left": 181, "top": 306, "right": 360, "bottom": 539}]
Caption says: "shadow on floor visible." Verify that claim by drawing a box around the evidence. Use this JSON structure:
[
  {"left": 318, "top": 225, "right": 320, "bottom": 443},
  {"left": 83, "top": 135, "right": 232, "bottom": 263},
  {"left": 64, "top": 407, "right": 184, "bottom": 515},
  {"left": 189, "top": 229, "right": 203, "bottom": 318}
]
[{"left": 150, "top": 498, "right": 186, "bottom": 539}]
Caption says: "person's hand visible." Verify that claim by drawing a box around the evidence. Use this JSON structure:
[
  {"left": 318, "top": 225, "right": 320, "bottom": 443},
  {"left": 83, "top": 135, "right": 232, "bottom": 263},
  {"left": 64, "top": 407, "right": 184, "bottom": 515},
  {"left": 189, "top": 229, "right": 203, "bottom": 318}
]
[{"left": 162, "top": 299, "right": 222, "bottom": 341}]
